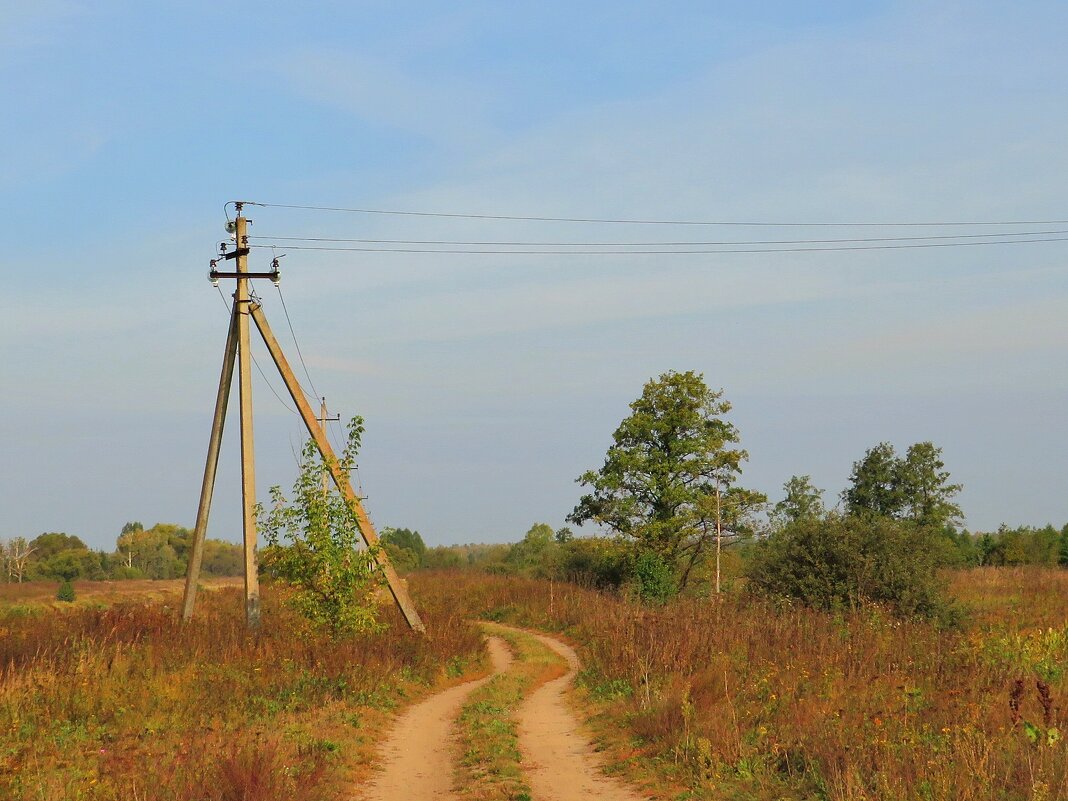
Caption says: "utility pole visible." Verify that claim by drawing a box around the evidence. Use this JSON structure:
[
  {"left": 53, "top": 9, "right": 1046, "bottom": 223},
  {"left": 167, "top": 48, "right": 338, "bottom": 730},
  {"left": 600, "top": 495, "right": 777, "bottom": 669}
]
[
  {"left": 182, "top": 202, "right": 426, "bottom": 633},
  {"left": 234, "top": 209, "right": 261, "bottom": 629},
  {"left": 715, "top": 482, "right": 722, "bottom": 595},
  {"left": 181, "top": 309, "right": 237, "bottom": 621}
]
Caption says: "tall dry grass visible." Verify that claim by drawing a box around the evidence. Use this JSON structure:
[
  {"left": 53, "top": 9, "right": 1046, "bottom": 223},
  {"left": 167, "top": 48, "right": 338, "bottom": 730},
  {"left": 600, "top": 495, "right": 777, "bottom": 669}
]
[
  {"left": 413, "top": 568, "right": 1068, "bottom": 801},
  {"left": 0, "top": 583, "right": 482, "bottom": 800}
]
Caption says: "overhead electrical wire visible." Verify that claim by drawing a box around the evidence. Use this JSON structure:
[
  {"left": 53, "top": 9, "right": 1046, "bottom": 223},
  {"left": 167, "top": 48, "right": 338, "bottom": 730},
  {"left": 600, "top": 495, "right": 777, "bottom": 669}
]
[
  {"left": 248, "top": 228, "right": 1068, "bottom": 247},
  {"left": 246, "top": 235, "right": 1068, "bottom": 256},
  {"left": 239, "top": 200, "right": 1068, "bottom": 228}
]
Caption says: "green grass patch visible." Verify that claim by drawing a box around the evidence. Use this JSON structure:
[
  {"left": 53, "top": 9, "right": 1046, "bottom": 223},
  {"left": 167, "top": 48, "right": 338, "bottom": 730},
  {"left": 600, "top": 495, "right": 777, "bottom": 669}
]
[{"left": 453, "top": 625, "right": 565, "bottom": 801}]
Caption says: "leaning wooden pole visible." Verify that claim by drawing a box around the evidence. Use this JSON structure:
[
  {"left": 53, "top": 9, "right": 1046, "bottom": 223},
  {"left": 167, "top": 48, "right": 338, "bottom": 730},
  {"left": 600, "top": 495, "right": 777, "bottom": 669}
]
[
  {"left": 181, "top": 302, "right": 239, "bottom": 620},
  {"left": 248, "top": 302, "right": 427, "bottom": 633}
]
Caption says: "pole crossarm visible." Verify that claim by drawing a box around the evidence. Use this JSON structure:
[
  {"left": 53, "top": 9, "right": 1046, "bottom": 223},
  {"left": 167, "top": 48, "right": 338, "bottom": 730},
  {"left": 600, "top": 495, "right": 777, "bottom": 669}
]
[{"left": 248, "top": 302, "right": 427, "bottom": 634}]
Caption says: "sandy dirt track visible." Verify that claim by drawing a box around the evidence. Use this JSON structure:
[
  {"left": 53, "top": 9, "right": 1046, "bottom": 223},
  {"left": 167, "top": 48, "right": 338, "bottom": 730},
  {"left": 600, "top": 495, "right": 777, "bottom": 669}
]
[
  {"left": 357, "top": 635, "right": 513, "bottom": 801},
  {"left": 513, "top": 629, "right": 646, "bottom": 801}
]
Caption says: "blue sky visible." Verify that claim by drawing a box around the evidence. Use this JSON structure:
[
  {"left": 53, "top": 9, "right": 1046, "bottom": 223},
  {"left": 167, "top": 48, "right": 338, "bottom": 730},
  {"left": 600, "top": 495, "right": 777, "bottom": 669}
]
[{"left": 2, "top": 1, "right": 1066, "bottom": 550}]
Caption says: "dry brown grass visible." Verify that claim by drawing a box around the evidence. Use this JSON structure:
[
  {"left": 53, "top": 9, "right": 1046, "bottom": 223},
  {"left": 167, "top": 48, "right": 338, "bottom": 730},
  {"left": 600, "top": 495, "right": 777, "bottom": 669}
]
[{"left": 0, "top": 576, "right": 240, "bottom": 604}]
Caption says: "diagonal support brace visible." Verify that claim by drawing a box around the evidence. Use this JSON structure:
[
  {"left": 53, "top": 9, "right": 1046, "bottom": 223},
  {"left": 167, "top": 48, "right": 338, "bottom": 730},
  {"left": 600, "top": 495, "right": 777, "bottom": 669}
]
[
  {"left": 182, "top": 301, "right": 239, "bottom": 620},
  {"left": 248, "top": 302, "right": 426, "bottom": 633}
]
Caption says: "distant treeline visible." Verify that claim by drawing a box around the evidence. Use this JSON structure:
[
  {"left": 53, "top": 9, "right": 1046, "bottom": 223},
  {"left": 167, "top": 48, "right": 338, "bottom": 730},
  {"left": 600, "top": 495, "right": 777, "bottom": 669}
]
[
  {"left": 0, "top": 522, "right": 242, "bottom": 583},
  {"left": 387, "top": 521, "right": 1068, "bottom": 582},
  {"left": 5, "top": 516, "right": 1064, "bottom": 589}
]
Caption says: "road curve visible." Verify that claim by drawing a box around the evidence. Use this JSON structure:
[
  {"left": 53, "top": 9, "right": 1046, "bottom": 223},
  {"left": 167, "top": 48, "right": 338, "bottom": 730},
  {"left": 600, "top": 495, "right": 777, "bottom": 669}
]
[
  {"left": 357, "top": 635, "right": 513, "bottom": 801},
  {"left": 512, "top": 628, "right": 646, "bottom": 801}
]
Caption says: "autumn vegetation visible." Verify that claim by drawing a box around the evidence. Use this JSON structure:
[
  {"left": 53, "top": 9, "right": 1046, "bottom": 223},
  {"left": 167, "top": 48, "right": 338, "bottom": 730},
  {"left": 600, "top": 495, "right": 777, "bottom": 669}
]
[
  {"left": 0, "top": 582, "right": 483, "bottom": 800},
  {"left": 422, "top": 569, "right": 1067, "bottom": 801},
  {"left": 2, "top": 369, "right": 1066, "bottom": 800},
  {"left": 2, "top": 565, "right": 1066, "bottom": 799}
]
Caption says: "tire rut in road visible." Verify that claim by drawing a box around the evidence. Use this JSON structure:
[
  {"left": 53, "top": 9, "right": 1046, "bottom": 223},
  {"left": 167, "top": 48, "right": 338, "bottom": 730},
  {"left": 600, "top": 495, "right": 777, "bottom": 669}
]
[{"left": 498, "top": 625, "right": 647, "bottom": 801}]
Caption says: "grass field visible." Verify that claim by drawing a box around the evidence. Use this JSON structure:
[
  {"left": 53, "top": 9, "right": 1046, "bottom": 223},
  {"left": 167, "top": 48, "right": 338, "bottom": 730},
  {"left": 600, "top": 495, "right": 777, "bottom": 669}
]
[
  {"left": 0, "top": 577, "right": 240, "bottom": 605},
  {"left": 2, "top": 568, "right": 1065, "bottom": 800}
]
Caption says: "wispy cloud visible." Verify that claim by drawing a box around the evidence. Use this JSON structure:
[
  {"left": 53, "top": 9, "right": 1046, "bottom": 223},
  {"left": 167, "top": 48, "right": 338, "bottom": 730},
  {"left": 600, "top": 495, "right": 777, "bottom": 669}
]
[{"left": 275, "top": 46, "right": 498, "bottom": 148}]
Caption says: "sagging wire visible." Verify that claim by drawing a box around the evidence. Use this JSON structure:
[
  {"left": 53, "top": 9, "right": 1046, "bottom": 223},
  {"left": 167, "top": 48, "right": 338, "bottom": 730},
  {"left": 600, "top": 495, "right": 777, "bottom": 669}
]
[
  {"left": 239, "top": 199, "right": 1068, "bottom": 227},
  {"left": 248, "top": 227, "right": 1068, "bottom": 247},
  {"left": 245, "top": 235, "right": 1068, "bottom": 256}
]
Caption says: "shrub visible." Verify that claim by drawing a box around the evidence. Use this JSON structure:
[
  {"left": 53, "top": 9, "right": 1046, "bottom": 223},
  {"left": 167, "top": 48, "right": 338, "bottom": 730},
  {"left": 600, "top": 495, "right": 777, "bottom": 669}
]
[
  {"left": 259, "top": 419, "right": 381, "bottom": 635},
  {"left": 55, "top": 581, "right": 75, "bottom": 602},
  {"left": 555, "top": 537, "right": 630, "bottom": 590},
  {"left": 745, "top": 515, "right": 956, "bottom": 622},
  {"left": 632, "top": 550, "right": 676, "bottom": 603}
]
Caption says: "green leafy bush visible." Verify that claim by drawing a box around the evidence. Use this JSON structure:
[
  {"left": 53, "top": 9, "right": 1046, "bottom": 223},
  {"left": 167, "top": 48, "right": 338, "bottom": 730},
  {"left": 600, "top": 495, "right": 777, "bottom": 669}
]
[
  {"left": 745, "top": 515, "right": 957, "bottom": 622},
  {"left": 259, "top": 418, "right": 382, "bottom": 635},
  {"left": 632, "top": 550, "right": 676, "bottom": 604},
  {"left": 55, "top": 581, "right": 75, "bottom": 602}
]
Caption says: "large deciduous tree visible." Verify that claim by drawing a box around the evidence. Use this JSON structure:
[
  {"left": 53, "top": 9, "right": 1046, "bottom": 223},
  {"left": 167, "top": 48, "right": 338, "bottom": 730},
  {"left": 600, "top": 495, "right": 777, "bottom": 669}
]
[
  {"left": 115, "top": 524, "right": 185, "bottom": 578},
  {"left": 843, "top": 441, "right": 962, "bottom": 529},
  {"left": 897, "top": 442, "right": 963, "bottom": 529},
  {"left": 569, "top": 370, "right": 763, "bottom": 593}
]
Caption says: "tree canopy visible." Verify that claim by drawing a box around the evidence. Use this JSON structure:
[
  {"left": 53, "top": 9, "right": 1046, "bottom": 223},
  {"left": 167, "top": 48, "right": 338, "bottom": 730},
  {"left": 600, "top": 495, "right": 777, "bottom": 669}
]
[
  {"left": 771, "top": 475, "right": 826, "bottom": 528},
  {"left": 380, "top": 527, "right": 427, "bottom": 572},
  {"left": 747, "top": 514, "right": 957, "bottom": 623},
  {"left": 843, "top": 441, "right": 962, "bottom": 529},
  {"left": 569, "top": 370, "right": 762, "bottom": 591}
]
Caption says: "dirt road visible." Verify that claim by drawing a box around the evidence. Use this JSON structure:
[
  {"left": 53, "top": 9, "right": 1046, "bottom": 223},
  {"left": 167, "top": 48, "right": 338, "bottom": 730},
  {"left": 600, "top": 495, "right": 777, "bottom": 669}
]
[
  {"left": 358, "top": 627, "right": 644, "bottom": 801},
  {"left": 357, "top": 635, "right": 513, "bottom": 801},
  {"left": 515, "top": 629, "right": 645, "bottom": 801}
]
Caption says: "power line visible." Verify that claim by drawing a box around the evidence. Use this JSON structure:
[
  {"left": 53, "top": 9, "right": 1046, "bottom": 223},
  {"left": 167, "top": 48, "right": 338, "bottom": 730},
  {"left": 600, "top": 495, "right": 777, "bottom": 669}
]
[
  {"left": 240, "top": 200, "right": 1068, "bottom": 227},
  {"left": 248, "top": 228, "right": 1068, "bottom": 247},
  {"left": 247, "top": 235, "right": 1068, "bottom": 256}
]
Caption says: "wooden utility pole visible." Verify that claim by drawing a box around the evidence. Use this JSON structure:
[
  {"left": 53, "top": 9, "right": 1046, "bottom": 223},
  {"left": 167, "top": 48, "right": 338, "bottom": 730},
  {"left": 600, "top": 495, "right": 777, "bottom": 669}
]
[
  {"left": 234, "top": 212, "right": 261, "bottom": 629},
  {"left": 715, "top": 482, "right": 722, "bottom": 594},
  {"left": 182, "top": 203, "right": 426, "bottom": 633},
  {"left": 181, "top": 306, "right": 238, "bottom": 621}
]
